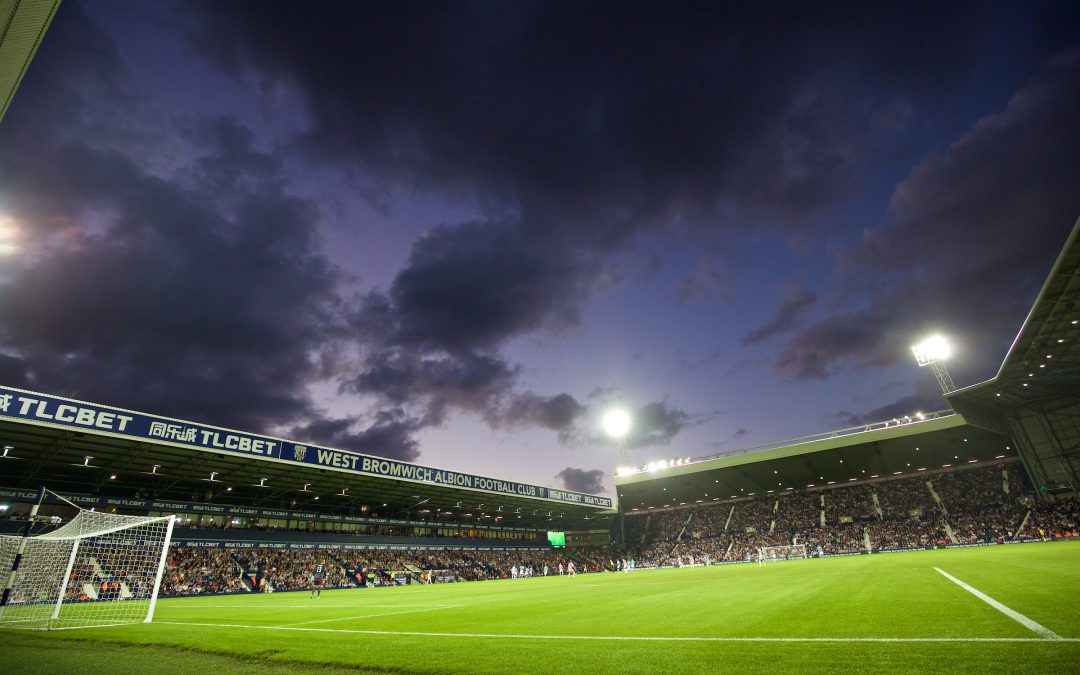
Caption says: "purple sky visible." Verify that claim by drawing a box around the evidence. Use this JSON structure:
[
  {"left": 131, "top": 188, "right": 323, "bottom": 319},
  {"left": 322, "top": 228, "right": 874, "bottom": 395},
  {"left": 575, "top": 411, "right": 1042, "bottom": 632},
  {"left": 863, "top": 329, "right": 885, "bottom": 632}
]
[{"left": 1, "top": 1, "right": 1078, "bottom": 496}]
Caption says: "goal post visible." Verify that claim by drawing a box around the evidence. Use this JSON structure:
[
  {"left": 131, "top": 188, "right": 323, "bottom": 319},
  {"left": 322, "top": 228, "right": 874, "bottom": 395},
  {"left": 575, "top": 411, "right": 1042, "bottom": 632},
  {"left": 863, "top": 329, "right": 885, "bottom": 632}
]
[
  {"left": 760, "top": 544, "right": 807, "bottom": 562},
  {"left": 0, "top": 497, "right": 175, "bottom": 630}
]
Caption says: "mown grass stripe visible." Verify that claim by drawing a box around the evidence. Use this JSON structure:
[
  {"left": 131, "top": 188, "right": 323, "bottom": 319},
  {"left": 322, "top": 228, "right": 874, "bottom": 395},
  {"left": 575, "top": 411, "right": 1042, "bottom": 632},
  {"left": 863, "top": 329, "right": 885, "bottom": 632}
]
[{"left": 155, "top": 621, "right": 1078, "bottom": 642}]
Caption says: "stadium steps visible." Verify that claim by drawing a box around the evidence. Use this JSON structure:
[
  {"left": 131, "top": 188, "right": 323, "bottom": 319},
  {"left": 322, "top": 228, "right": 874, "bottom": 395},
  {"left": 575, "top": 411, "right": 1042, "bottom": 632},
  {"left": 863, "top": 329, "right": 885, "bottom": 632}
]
[
  {"left": 926, "top": 480, "right": 947, "bottom": 515},
  {"left": 942, "top": 520, "right": 959, "bottom": 544},
  {"left": 862, "top": 528, "right": 872, "bottom": 553},
  {"left": 871, "top": 492, "right": 884, "bottom": 518},
  {"left": 723, "top": 505, "right": 735, "bottom": 530},
  {"left": 1014, "top": 509, "right": 1032, "bottom": 539},
  {"left": 675, "top": 511, "right": 694, "bottom": 541}
]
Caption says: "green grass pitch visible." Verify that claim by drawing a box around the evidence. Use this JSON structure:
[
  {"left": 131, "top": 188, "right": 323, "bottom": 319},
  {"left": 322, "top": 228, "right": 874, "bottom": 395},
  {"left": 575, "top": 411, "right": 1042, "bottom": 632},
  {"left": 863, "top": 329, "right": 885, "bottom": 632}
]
[{"left": 3, "top": 542, "right": 1078, "bottom": 674}]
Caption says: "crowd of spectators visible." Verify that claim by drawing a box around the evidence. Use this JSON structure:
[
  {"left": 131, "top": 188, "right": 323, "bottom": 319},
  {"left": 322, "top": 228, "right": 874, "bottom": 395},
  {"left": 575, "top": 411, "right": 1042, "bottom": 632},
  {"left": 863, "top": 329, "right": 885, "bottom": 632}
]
[
  {"left": 1023, "top": 497, "right": 1080, "bottom": 539},
  {"left": 160, "top": 547, "right": 242, "bottom": 596},
  {"left": 622, "top": 462, "right": 1059, "bottom": 557},
  {"left": 774, "top": 494, "right": 820, "bottom": 530},
  {"left": 865, "top": 518, "right": 947, "bottom": 550},
  {"left": 233, "top": 549, "right": 351, "bottom": 591},
  {"left": 642, "top": 510, "right": 690, "bottom": 544},
  {"left": 693, "top": 502, "right": 731, "bottom": 532},
  {"left": 160, "top": 546, "right": 613, "bottom": 596},
  {"left": 933, "top": 466, "right": 1006, "bottom": 513},
  {"left": 798, "top": 523, "right": 865, "bottom": 554},
  {"left": 876, "top": 476, "right": 935, "bottom": 518},
  {"left": 824, "top": 485, "right": 876, "bottom": 522},
  {"left": 725, "top": 498, "right": 774, "bottom": 533}
]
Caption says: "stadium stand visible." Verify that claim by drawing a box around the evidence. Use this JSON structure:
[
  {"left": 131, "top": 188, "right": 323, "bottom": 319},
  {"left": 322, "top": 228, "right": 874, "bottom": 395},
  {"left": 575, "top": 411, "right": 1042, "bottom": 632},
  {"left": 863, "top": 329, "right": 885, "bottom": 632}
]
[
  {"left": 620, "top": 460, "right": 1078, "bottom": 561},
  {"left": 157, "top": 546, "right": 613, "bottom": 596}
]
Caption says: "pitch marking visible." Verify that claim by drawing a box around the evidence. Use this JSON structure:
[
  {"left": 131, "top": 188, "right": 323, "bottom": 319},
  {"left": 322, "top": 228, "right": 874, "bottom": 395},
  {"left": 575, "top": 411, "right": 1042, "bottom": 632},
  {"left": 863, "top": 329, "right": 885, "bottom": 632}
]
[
  {"left": 154, "top": 622, "right": 1079, "bottom": 642},
  {"left": 934, "top": 567, "right": 1062, "bottom": 640}
]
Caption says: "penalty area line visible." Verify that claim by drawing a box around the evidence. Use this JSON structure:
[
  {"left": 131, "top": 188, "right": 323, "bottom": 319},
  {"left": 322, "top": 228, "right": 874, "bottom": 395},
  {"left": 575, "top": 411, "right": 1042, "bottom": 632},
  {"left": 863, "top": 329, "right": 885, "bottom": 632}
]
[
  {"left": 934, "top": 567, "right": 1062, "bottom": 640},
  {"left": 153, "top": 622, "right": 1080, "bottom": 643}
]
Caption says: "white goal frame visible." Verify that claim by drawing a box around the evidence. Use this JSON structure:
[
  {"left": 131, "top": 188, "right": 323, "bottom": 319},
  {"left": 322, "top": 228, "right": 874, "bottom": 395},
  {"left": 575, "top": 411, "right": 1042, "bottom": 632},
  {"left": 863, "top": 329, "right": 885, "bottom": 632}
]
[
  {"left": 760, "top": 544, "right": 807, "bottom": 562},
  {"left": 0, "top": 503, "right": 175, "bottom": 630}
]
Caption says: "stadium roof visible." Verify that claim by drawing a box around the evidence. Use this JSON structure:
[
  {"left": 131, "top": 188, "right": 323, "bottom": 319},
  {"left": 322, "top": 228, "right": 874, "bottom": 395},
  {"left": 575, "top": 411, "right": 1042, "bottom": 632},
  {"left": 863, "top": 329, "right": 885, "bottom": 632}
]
[
  {"left": 0, "top": 0, "right": 61, "bottom": 125},
  {"left": 945, "top": 216, "right": 1080, "bottom": 494},
  {"left": 948, "top": 217, "right": 1080, "bottom": 419},
  {"left": 0, "top": 386, "right": 614, "bottom": 529},
  {"left": 615, "top": 412, "right": 1012, "bottom": 511}
]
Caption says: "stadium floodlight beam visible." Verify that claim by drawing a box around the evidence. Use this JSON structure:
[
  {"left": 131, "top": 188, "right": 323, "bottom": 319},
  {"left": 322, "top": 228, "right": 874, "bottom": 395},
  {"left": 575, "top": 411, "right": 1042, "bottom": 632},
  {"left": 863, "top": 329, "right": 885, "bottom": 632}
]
[
  {"left": 602, "top": 409, "right": 632, "bottom": 464},
  {"left": 911, "top": 334, "right": 956, "bottom": 394}
]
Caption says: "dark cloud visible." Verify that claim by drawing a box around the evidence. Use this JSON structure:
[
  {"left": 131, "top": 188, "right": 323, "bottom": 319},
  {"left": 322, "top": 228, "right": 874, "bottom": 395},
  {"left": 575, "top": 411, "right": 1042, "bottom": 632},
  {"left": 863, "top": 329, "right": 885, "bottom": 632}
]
[
  {"left": 773, "top": 52, "right": 1080, "bottom": 382},
  {"left": 0, "top": 2, "right": 603, "bottom": 460},
  {"left": 384, "top": 221, "right": 586, "bottom": 353},
  {"left": 0, "top": 353, "right": 30, "bottom": 389},
  {"left": 178, "top": 0, "right": 1079, "bottom": 434},
  {"left": 626, "top": 398, "right": 698, "bottom": 449},
  {"left": 344, "top": 348, "right": 519, "bottom": 427},
  {"left": 6, "top": 1, "right": 1080, "bottom": 471},
  {"left": 0, "top": 5, "right": 351, "bottom": 439},
  {"left": 288, "top": 409, "right": 422, "bottom": 462},
  {"left": 556, "top": 467, "right": 606, "bottom": 494},
  {"left": 500, "top": 393, "right": 587, "bottom": 440},
  {"left": 183, "top": 116, "right": 282, "bottom": 194},
  {"left": 185, "top": 1, "right": 1030, "bottom": 245},
  {"left": 743, "top": 289, "right": 817, "bottom": 345},
  {"left": 340, "top": 217, "right": 592, "bottom": 440},
  {"left": 773, "top": 312, "right": 888, "bottom": 380}
]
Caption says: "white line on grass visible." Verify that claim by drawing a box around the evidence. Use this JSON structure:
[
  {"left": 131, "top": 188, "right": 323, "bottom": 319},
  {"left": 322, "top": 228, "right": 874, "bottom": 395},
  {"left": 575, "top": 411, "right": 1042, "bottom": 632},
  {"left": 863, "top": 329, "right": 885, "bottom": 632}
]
[
  {"left": 934, "top": 567, "right": 1062, "bottom": 640},
  {"left": 153, "top": 622, "right": 1079, "bottom": 643},
  {"left": 280, "top": 605, "right": 462, "bottom": 627}
]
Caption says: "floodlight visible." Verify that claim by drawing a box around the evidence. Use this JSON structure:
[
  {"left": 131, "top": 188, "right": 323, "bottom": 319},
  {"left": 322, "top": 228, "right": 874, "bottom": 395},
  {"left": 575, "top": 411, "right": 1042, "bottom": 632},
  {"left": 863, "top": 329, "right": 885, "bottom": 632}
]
[
  {"left": 911, "top": 335, "right": 952, "bottom": 366},
  {"left": 602, "top": 408, "right": 632, "bottom": 464},
  {"left": 602, "top": 409, "right": 631, "bottom": 438},
  {"left": 911, "top": 334, "right": 957, "bottom": 394}
]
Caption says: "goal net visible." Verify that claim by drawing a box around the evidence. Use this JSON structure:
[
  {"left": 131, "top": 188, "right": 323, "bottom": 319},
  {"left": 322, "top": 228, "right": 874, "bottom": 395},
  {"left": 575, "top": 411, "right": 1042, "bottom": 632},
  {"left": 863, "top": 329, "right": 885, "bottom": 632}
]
[
  {"left": 0, "top": 508, "right": 175, "bottom": 630},
  {"left": 760, "top": 544, "right": 807, "bottom": 562}
]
